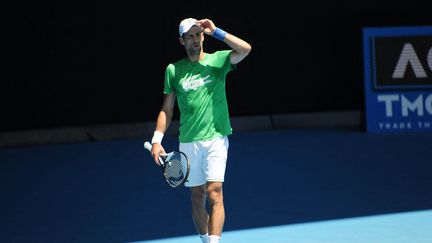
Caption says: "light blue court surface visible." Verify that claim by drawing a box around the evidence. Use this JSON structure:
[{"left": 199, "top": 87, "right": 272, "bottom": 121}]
[
  {"left": 1, "top": 128, "right": 432, "bottom": 242},
  {"left": 135, "top": 210, "right": 432, "bottom": 243}
]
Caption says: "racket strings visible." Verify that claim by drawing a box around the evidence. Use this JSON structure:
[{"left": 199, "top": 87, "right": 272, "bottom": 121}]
[{"left": 164, "top": 153, "right": 187, "bottom": 187}]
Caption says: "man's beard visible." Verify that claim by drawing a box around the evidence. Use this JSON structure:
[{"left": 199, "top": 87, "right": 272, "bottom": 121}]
[{"left": 188, "top": 44, "right": 201, "bottom": 56}]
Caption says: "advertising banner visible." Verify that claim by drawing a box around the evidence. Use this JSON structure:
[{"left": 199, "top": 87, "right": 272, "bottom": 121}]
[{"left": 363, "top": 26, "right": 432, "bottom": 132}]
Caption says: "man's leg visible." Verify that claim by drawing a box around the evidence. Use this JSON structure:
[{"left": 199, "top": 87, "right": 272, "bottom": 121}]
[
  {"left": 204, "top": 136, "right": 228, "bottom": 242},
  {"left": 207, "top": 181, "right": 224, "bottom": 240},
  {"left": 190, "top": 185, "right": 209, "bottom": 239}
]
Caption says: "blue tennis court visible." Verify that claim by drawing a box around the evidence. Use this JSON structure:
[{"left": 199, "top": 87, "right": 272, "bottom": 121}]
[
  {"left": 137, "top": 210, "right": 432, "bottom": 243},
  {"left": 1, "top": 128, "right": 431, "bottom": 242}
]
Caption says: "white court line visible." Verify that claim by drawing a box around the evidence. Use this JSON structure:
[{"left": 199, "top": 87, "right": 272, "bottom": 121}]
[{"left": 130, "top": 209, "right": 432, "bottom": 243}]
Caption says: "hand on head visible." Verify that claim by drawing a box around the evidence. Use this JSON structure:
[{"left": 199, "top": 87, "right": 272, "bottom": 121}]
[{"left": 197, "top": 19, "right": 216, "bottom": 35}]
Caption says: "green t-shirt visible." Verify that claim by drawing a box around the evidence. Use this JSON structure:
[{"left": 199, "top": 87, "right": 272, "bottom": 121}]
[{"left": 164, "top": 50, "right": 235, "bottom": 143}]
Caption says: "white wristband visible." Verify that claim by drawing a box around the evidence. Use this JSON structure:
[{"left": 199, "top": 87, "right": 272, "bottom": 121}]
[{"left": 151, "top": 131, "right": 164, "bottom": 144}]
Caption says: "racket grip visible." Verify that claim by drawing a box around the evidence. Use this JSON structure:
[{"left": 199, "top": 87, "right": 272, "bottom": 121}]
[{"left": 144, "top": 141, "right": 152, "bottom": 152}]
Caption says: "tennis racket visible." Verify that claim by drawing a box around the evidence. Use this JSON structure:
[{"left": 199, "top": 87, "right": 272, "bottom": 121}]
[{"left": 144, "top": 141, "right": 190, "bottom": 188}]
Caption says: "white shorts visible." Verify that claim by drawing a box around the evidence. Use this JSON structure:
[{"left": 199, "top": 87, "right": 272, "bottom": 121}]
[{"left": 180, "top": 136, "right": 229, "bottom": 187}]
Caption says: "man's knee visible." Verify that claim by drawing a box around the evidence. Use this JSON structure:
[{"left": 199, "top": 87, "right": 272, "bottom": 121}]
[
  {"left": 190, "top": 185, "right": 207, "bottom": 206},
  {"left": 206, "top": 182, "right": 223, "bottom": 206}
]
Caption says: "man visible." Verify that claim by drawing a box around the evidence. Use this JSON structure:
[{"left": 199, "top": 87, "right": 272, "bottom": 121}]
[{"left": 149, "top": 17, "right": 251, "bottom": 243}]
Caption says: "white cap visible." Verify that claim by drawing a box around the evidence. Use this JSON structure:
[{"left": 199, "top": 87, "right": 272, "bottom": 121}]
[{"left": 179, "top": 18, "right": 199, "bottom": 37}]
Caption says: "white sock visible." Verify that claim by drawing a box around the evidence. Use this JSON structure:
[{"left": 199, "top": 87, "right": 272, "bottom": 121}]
[
  {"left": 199, "top": 233, "right": 209, "bottom": 243},
  {"left": 208, "top": 235, "right": 221, "bottom": 243}
]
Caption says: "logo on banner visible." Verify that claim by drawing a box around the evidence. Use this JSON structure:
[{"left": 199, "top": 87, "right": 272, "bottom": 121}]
[{"left": 372, "top": 36, "right": 432, "bottom": 90}]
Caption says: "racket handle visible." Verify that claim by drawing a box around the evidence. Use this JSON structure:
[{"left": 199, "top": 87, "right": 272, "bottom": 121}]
[{"left": 144, "top": 141, "right": 152, "bottom": 152}]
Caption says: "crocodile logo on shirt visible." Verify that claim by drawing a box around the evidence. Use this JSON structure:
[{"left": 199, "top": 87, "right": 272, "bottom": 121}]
[{"left": 182, "top": 74, "right": 212, "bottom": 91}]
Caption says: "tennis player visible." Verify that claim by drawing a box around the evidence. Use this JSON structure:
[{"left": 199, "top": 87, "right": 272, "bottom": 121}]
[{"left": 149, "top": 17, "right": 251, "bottom": 243}]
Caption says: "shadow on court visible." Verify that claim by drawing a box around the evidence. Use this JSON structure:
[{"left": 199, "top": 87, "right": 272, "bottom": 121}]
[{"left": 1, "top": 128, "right": 431, "bottom": 242}]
